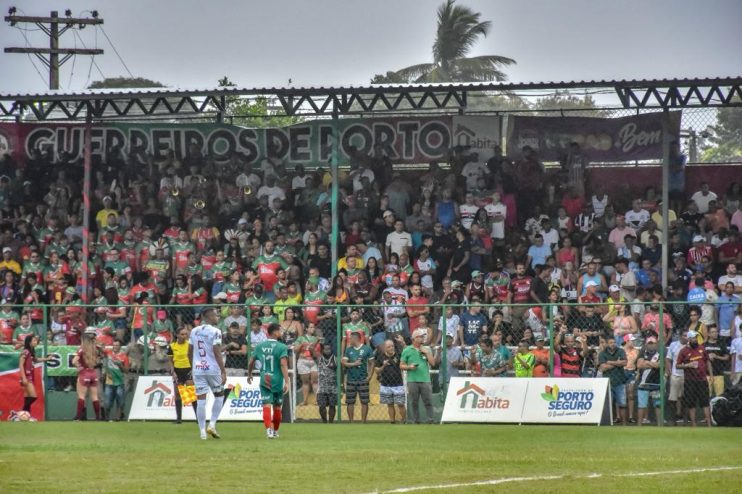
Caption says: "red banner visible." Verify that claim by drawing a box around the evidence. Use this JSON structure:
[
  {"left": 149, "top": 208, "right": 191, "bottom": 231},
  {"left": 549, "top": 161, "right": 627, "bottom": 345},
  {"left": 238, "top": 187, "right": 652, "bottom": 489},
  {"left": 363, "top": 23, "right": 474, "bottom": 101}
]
[{"left": 0, "top": 362, "right": 45, "bottom": 421}]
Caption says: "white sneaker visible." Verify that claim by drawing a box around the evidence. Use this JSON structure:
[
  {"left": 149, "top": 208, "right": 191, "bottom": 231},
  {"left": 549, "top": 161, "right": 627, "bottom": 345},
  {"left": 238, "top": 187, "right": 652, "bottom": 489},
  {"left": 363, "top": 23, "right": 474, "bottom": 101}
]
[
  {"left": 206, "top": 426, "right": 221, "bottom": 439},
  {"left": 273, "top": 430, "right": 280, "bottom": 439},
  {"left": 200, "top": 430, "right": 207, "bottom": 440},
  {"left": 266, "top": 428, "right": 274, "bottom": 439}
]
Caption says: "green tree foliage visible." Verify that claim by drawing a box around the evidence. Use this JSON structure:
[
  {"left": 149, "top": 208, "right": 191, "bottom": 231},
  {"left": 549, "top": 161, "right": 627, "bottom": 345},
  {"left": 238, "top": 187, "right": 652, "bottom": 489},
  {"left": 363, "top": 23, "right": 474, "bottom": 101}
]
[
  {"left": 379, "top": 0, "right": 515, "bottom": 83},
  {"left": 217, "top": 76, "right": 302, "bottom": 128},
  {"left": 530, "top": 90, "right": 612, "bottom": 116},
  {"left": 88, "top": 77, "right": 164, "bottom": 89},
  {"left": 701, "top": 106, "right": 742, "bottom": 162}
]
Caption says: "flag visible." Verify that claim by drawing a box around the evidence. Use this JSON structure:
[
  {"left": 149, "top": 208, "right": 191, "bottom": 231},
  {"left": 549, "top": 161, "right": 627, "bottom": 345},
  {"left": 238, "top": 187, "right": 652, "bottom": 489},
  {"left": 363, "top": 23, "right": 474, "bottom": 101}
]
[{"left": 178, "top": 384, "right": 197, "bottom": 405}]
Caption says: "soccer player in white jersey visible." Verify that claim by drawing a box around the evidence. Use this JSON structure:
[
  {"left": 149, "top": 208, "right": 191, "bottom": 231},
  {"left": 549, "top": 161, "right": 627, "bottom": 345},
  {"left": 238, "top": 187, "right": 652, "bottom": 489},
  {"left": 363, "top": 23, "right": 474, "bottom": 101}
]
[{"left": 188, "top": 308, "right": 227, "bottom": 440}]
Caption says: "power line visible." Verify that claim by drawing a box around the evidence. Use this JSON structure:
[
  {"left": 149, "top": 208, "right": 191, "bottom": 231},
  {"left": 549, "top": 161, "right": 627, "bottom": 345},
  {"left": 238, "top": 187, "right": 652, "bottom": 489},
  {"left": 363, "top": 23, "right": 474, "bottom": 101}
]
[
  {"left": 14, "top": 26, "right": 48, "bottom": 86},
  {"left": 73, "top": 29, "right": 106, "bottom": 82},
  {"left": 98, "top": 25, "right": 133, "bottom": 78},
  {"left": 66, "top": 33, "right": 77, "bottom": 89}
]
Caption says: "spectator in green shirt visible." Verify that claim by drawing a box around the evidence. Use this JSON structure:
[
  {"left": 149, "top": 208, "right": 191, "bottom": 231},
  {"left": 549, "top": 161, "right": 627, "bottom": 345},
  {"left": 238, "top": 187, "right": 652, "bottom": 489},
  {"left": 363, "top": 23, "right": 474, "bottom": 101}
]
[
  {"left": 599, "top": 336, "right": 629, "bottom": 425},
  {"left": 400, "top": 328, "right": 435, "bottom": 424},
  {"left": 341, "top": 332, "right": 373, "bottom": 423},
  {"left": 513, "top": 340, "right": 536, "bottom": 377}
]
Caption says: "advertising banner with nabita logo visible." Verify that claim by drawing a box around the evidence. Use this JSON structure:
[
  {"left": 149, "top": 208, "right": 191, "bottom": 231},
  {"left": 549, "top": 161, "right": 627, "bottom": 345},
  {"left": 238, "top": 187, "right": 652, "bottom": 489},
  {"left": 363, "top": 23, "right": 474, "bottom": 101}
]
[
  {"left": 520, "top": 378, "right": 610, "bottom": 425},
  {"left": 440, "top": 377, "right": 527, "bottom": 423},
  {"left": 129, "top": 376, "right": 263, "bottom": 421}
]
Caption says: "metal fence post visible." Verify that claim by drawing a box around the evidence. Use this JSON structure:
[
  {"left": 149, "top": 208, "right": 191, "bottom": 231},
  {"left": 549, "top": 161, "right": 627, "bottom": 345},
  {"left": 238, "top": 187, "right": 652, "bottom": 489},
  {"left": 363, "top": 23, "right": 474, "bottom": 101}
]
[
  {"left": 440, "top": 304, "right": 447, "bottom": 398},
  {"left": 43, "top": 304, "right": 49, "bottom": 422},
  {"left": 245, "top": 307, "right": 251, "bottom": 373},
  {"left": 335, "top": 304, "right": 342, "bottom": 422},
  {"left": 548, "top": 303, "right": 554, "bottom": 378},
  {"left": 659, "top": 303, "right": 666, "bottom": 427},
  {"left": 142, "top": 308, "right": 149, "bottom": 376}
]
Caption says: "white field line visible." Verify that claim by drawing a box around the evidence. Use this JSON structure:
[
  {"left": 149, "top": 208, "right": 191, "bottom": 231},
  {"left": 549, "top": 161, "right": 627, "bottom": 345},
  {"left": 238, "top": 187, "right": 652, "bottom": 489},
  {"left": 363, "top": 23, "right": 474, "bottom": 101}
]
[{"left": 367, "top": 465, "right": 742, "bottom": 494}]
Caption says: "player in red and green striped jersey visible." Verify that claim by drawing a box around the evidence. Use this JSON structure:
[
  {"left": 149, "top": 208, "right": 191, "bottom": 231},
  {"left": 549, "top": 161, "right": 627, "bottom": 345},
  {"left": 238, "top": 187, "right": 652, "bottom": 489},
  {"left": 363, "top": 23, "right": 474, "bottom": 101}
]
[{"left": 248, "top": 323, "right": 289, "bottom": 439}]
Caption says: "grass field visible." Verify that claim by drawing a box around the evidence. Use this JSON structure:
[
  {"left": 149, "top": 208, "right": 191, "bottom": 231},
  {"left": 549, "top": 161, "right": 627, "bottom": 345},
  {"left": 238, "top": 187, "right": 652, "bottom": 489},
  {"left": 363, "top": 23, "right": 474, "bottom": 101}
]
[{"left": 1, "top": 422, "right": 741, "bottom": 494}]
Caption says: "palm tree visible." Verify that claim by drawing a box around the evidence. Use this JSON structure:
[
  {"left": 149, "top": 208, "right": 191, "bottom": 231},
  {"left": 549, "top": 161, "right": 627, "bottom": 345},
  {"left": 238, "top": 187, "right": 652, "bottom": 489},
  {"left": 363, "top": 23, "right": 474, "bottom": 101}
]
[{"left": 379, "top": 0, "right": 515, "bottom": 83}]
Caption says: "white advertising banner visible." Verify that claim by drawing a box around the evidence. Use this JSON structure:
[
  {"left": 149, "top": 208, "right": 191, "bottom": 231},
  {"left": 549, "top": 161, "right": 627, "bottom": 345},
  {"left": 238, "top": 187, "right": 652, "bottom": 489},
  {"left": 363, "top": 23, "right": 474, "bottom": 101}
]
[
  {"left": 441, "top": 377, "right": 610, "bottom": 425},
  {"left": 520, "top": 378, "right": 610, "bottom": 425},
  {"left": 128, "top": 376, "right": 263, "bottom": 421},
  {"left": 440, "top": 377, "right": 528, "bottom": 423},
  {"left": 452, "top": 116, "right": 501, "bottom": 157}
]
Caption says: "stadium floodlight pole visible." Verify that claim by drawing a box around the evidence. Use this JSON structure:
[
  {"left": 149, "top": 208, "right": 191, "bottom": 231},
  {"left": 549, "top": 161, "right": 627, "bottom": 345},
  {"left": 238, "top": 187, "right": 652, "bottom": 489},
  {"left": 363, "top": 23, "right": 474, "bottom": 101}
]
[
  {"left": 660, "top": 110, "right": 671, "bottom": 294},
  {"left": 81, "top": 111, "right": 92, "bottom": 302}
]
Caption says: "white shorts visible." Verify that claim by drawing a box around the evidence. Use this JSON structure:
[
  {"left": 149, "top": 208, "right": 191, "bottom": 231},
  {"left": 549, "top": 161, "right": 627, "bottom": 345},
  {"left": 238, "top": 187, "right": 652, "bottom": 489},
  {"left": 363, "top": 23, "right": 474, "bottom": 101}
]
[
  {"left": 297, "top": 358, "right": 318, "bottom": 375},
  {"left": 193, "top": 374, "right": 224, "bottom": 396}
]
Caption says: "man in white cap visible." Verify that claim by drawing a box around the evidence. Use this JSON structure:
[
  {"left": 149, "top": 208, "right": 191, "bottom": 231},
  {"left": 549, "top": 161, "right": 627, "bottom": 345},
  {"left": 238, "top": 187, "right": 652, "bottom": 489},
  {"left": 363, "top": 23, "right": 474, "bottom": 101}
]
[
  {"left": 686, "top": 235, "right": 712, "bottom": 269},
  {"left": 400, "top": 328, "right": 435, "bottom": 424},
  {"left": 0, "top": 246, "right": 20, "bottom": 275}
]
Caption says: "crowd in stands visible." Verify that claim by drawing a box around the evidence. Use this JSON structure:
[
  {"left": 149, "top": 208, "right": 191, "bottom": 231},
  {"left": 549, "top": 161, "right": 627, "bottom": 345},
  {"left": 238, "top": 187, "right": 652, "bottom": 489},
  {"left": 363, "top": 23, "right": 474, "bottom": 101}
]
[{"left": 0, "top": 138, "right": 741, "bottom": 424}]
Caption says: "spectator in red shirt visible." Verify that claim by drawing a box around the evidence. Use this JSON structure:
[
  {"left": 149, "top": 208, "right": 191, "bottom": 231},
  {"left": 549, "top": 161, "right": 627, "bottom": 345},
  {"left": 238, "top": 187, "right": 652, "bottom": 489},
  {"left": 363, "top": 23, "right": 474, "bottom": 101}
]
[
  {"left": 676, "top": 330, "right": 712, "bottom": 427},
  {"left": 509, "top": 262, "right": 532, "bottom": 339},
  {"left": 406, "top": 284, "right": 429, "bottom": 335}
]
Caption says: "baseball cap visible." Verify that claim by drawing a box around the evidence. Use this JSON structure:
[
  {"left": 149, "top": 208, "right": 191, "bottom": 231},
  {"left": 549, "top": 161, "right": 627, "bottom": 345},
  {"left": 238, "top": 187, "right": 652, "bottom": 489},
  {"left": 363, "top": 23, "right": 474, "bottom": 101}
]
[
  {"left": 535, "top": 335, "right": 545, "bottom": 341},
  {"left": 471, "top": 270, "right": 482, "bottom": 278},
  {"left": 382, "top": 210, "right": 394, "bottom": 219},
  {"left": 103, "top": 195, "right": 112, "bottom": 202},
  {"left": 2, "top": 247, "right": 11, "bottom": 253},
  {"left": 693, "top": 235, "right": 705, "bottom": 242},
  {"left": 609, "top": 284, "right": 620, "bottom": 292},
  {"left": 84, "top": 326, "right": 97, "bottom": 335},
  {"left": 412, "top": 329, "right": 427, "bottom": 339},
  {"left": 585, "top": 280, "right": 598, "bottom": 288},
  {"left": 238, "top": 218, "right": 248, "bottom": 225}
]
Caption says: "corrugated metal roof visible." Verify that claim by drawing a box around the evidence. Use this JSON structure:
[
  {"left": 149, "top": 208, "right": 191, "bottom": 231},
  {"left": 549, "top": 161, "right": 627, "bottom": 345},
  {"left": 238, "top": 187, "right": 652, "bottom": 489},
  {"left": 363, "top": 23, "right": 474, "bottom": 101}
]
[{"left": 2, "top": 77, "right": 740, "bottom": 100}]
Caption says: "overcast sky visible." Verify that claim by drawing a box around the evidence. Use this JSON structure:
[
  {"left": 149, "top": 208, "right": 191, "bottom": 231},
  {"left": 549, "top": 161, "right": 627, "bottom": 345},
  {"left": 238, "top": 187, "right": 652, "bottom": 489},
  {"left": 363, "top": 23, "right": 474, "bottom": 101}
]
[{"left": 1, "top": 0, "right": 740, "bottom": 93}]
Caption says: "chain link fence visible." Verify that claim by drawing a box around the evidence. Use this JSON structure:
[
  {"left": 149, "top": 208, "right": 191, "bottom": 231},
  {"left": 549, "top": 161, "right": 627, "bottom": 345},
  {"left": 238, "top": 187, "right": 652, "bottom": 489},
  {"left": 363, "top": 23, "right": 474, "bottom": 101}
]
[{"left": 2, "top": 301, "right": 738, "bottom": 425}]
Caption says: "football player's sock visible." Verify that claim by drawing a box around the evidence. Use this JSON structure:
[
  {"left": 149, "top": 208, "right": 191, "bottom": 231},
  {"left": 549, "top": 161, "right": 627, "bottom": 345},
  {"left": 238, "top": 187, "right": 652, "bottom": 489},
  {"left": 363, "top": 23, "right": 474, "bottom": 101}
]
[
  {"left": 209, "top": 395, "right": 224, "bottom": 429},
  {"left": 262, "top": 405, "right": 272, "bottom": 429},
  {"left": 273, "top": 406, "right": 282, "bottom": 431},
  {"left": 23, "top": 396, "right": 36, "bottom": 412},
  {"left": 196, "top": 399, "right": 207, "bottom": 433},
  {"left": 76, "top": 399, "right": 85, "bottom": 419},
  {"left": 175, "top": 398, "right": 183, "bottom": 421}
]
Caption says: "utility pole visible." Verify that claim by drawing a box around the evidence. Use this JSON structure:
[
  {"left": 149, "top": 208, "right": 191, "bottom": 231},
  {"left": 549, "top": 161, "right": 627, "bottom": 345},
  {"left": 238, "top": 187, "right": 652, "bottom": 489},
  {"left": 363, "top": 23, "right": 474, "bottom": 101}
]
[{"left": 4, "top": 7, "right": 104, "bottom": 90}]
